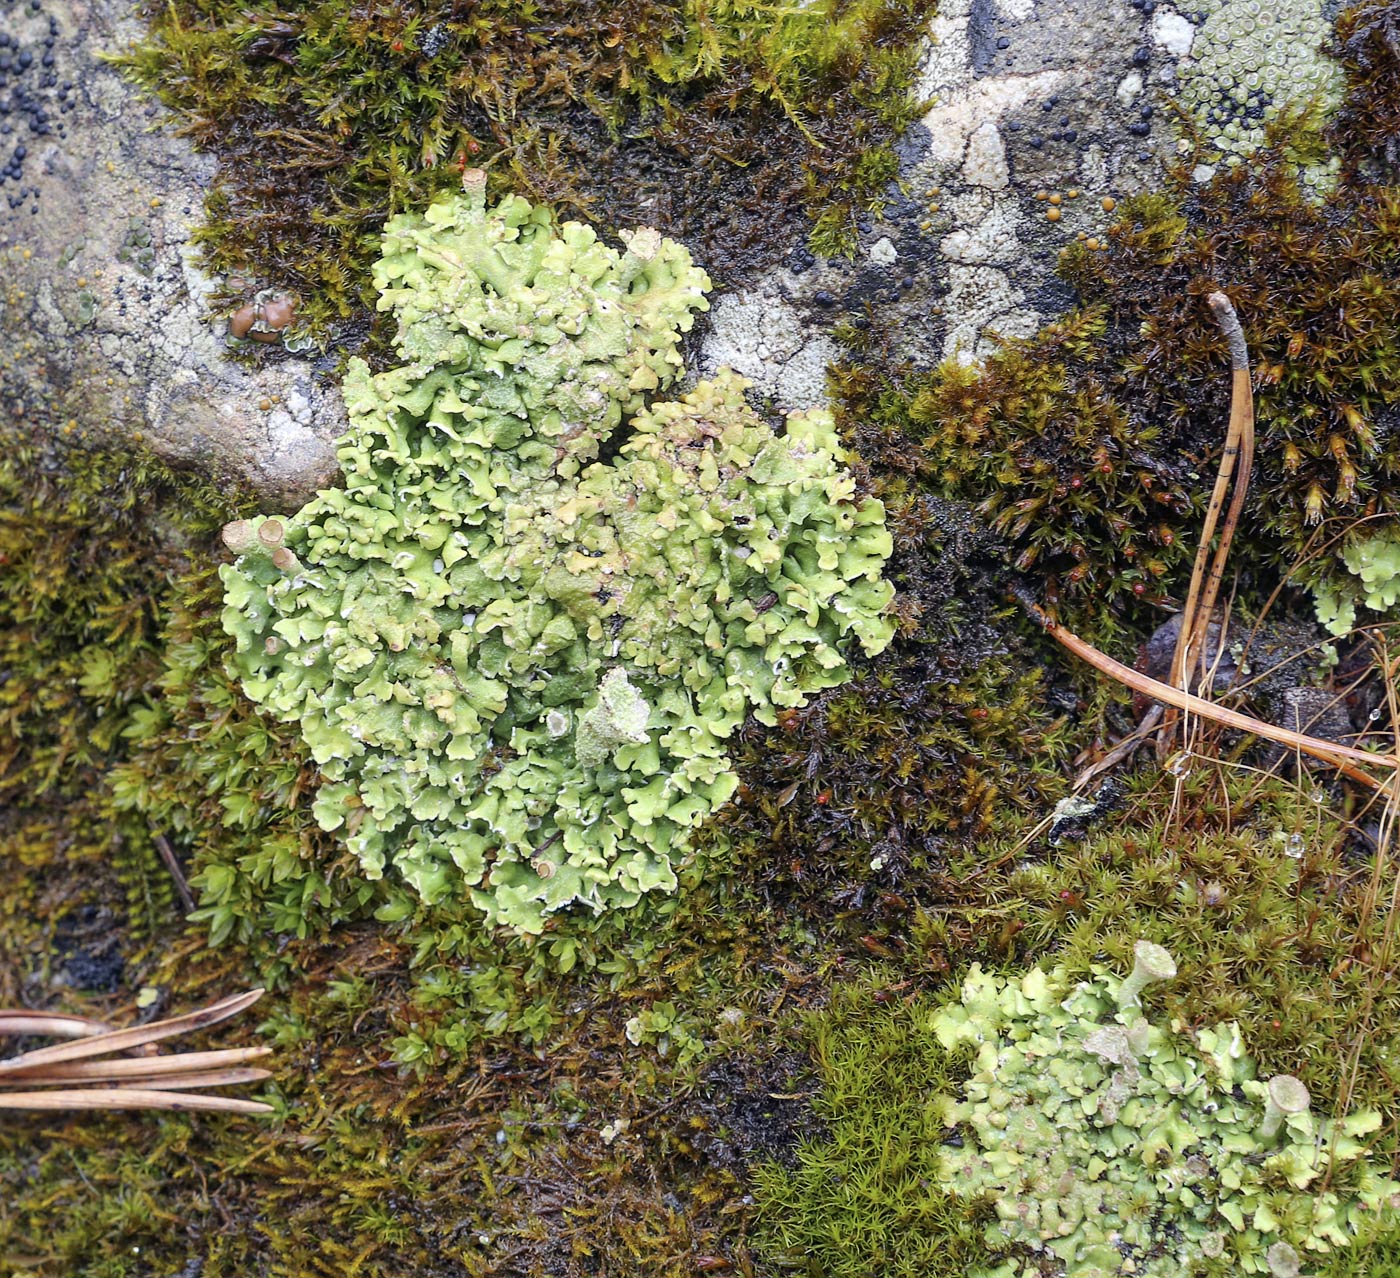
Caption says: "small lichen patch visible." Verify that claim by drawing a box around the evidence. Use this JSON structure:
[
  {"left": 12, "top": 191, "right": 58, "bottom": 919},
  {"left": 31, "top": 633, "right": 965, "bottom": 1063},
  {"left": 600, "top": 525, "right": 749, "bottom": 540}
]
[
  {"left": 1176, "top": 0, "right": 1344, "bottom": 171},
  {"left": 936, "top": 954, "right": 1400, "bottom": 1276}
]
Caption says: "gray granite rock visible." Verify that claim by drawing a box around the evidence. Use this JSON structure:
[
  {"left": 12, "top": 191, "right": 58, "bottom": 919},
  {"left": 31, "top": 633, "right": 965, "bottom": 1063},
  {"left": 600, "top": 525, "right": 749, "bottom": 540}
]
[
  {"left": 0, "top": 0, "right": 1346, "bottom": 486},
  {"left": 696, "top": 0, "right": 1345, "bottom": 403},
  {"left": 0, "top": 0, "right": 343, "bottom": 507}
]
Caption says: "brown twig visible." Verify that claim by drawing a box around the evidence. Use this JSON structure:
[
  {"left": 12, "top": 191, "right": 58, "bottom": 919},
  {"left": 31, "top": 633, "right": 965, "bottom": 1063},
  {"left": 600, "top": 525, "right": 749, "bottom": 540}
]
[
  {"left": 1192, "top": 295, "right": 1256, "bottom": 678},
  {"left": 151, "top": 828, "right": 197, "bottom": 916},
  {"left": 0, "top": 1089, "right": 273, "bottom": 1114},
  {"left": 0, "top": 989, "right": 265, "bottom": 1074},
  {"left": 1019, "top": 593, "right": 1394, "bottom": 792},
  {"left": 1164, "top": 291, "right": 1256, "bottom": 748}
]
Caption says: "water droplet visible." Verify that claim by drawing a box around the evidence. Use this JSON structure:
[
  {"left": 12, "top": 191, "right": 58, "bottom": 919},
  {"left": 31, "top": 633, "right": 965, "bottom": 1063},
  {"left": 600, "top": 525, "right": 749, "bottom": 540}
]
[
  {"left": 1286, "top": 833, "right": 1305, "bottom": 858},
  {"left": 1311, "top": 789, "right": 1326, "bottom": 804},
  {"left": 1369, "top": 708, "right": 1382, "bottom": 721}
]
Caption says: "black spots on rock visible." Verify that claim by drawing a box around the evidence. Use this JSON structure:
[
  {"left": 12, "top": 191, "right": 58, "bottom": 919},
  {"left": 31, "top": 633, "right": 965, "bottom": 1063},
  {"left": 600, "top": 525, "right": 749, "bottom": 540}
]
[
  {"left": 0, "top": 0, "right": 69, "bottom": 202},
  {"left": 894, "top": 120, "right": 933, "bottom": 171},
  {"left": 1027, "top": 277, "right": 1076, "bottom": 317},
  {"left": 53, "top": 904, "right": 126, "bottom": 994},
  {"left": 417, "top": 24, "right": 450, "bottom": 59},
  {"left": 696, "top": 1055, "right": 824, "bottom": 1173},
  {"left": 967, "top": 0, "right": 1001, "bottom": 76}
]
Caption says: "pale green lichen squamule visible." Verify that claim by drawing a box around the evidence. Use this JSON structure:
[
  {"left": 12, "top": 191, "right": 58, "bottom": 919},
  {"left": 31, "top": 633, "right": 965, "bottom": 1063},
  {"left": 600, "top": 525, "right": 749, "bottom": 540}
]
[
  {"left": 933, "top": 945, "right": 1400, "bottom": 1276},
  {"left": 220, "top": 173, "right": 895, "bottom": 932},
  {"left": 1314, "top": 524, "right": 1400, "bottom": 636}
]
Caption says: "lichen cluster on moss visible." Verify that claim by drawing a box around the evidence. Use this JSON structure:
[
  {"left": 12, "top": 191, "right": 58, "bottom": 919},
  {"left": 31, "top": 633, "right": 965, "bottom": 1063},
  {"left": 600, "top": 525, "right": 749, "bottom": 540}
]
[
  {"left": 12, "top": 1, "right": 1400, "bottom": 1273},
  {"left": 111, "top": 0, "right": 935, "bottom": 334},
  {"left": 754, "top": 770, "right": 1400, "bottom": 1277},
  {"left": 221, "top": 178, "right": 894, "bottom": 930},
  {"left": 935, "top": 951, "right": 1400, "bottom": 1277},
  {"left": 0, "top": 422, "right": 856, "bottom": 1277}
]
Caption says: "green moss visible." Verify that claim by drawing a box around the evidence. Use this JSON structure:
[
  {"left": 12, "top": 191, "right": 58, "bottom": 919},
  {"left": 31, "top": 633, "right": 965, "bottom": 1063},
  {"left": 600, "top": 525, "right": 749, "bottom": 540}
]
[
  {"left": 1334, "top": 0, "right": 1400, "bottom": 182},
  {"left": 751, "top": 979, "right": 992, "bottom": 1277},
  {"left": 0, "top": 431, "right": 246, "bottom": 960},
  {"left": 110, "top": 0, "right": 935, "bottom": 337}
]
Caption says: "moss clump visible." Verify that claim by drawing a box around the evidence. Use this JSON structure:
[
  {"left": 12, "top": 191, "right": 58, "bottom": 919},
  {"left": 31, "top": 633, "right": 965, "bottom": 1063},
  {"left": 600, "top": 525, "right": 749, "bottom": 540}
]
[
  {"left": 908, "top": 306, "right": 1199, "bottom": 637},
  {"left": 807, "top": 122, "right": 1400, "bottom": 649},
  {"left": 111, "top": 0, "right": 934, "bottom": 334},
  {"left": 1334, "top": 0, "right": 1400, "bottom": 181},
  {"left": 0, "top": 432, "right": 245, "bottom": 959},
  {"left": 751, "top": 980, "right": 992, "bottom": 1277},
  {"left": 1061, "top": 148, "right": 1400, "bottom": 599}
]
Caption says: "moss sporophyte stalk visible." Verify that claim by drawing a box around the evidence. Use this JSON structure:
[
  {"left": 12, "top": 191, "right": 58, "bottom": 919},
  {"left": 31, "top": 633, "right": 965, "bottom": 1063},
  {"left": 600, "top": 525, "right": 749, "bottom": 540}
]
[
  {"left": 933, "top": 945, "right": 1400, "bottom": 1277},
  {"left": 219, "top": 173, "right": 896, "bottom": 933}
]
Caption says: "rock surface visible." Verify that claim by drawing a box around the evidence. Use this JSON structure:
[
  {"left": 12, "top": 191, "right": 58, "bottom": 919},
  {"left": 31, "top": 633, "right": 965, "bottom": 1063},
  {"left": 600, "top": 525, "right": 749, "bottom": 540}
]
[
  {"left": 0, "top": 0, "right": 343, "bottom": 506},
  {"left": 0, "top": 0, "right": 1346, "bottom": 491},
  {"left": 698, "top": 0, "right": 1344, "bottom": 400}
]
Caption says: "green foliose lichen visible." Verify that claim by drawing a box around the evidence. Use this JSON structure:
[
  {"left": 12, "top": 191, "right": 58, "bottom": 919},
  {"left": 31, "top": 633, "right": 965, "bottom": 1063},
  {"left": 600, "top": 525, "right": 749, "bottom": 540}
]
[
  {"left": 1313, "top": 522, "right": 1400, "bottom": 634},
  {"left": 935, "top": 949, "right": 1400, "bottom": 1278},
  {"left": 221, "top": 179, "right": 895, "bottom": 931}
]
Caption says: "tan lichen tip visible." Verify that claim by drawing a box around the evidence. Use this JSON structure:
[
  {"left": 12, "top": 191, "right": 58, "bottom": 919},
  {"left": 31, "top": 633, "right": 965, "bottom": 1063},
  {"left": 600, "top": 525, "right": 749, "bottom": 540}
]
[
  {"left": 625, "top": 227, "right": 663, "bottom": 261},
  {"left": 221, "top": 518, "right": 258, "bottom": 553},
  {"left": 1116, "top": 940, "right": 1178, "bottom": 1009},
  {"left": 1206, "top": 291, "right": 1249, "bottom": 371},
  {"left": 461, "top": 167, "right": 487, "bottom": 192},
  {"left": 1132, "top": 940, "right": 1177, "bottom": 980}
]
